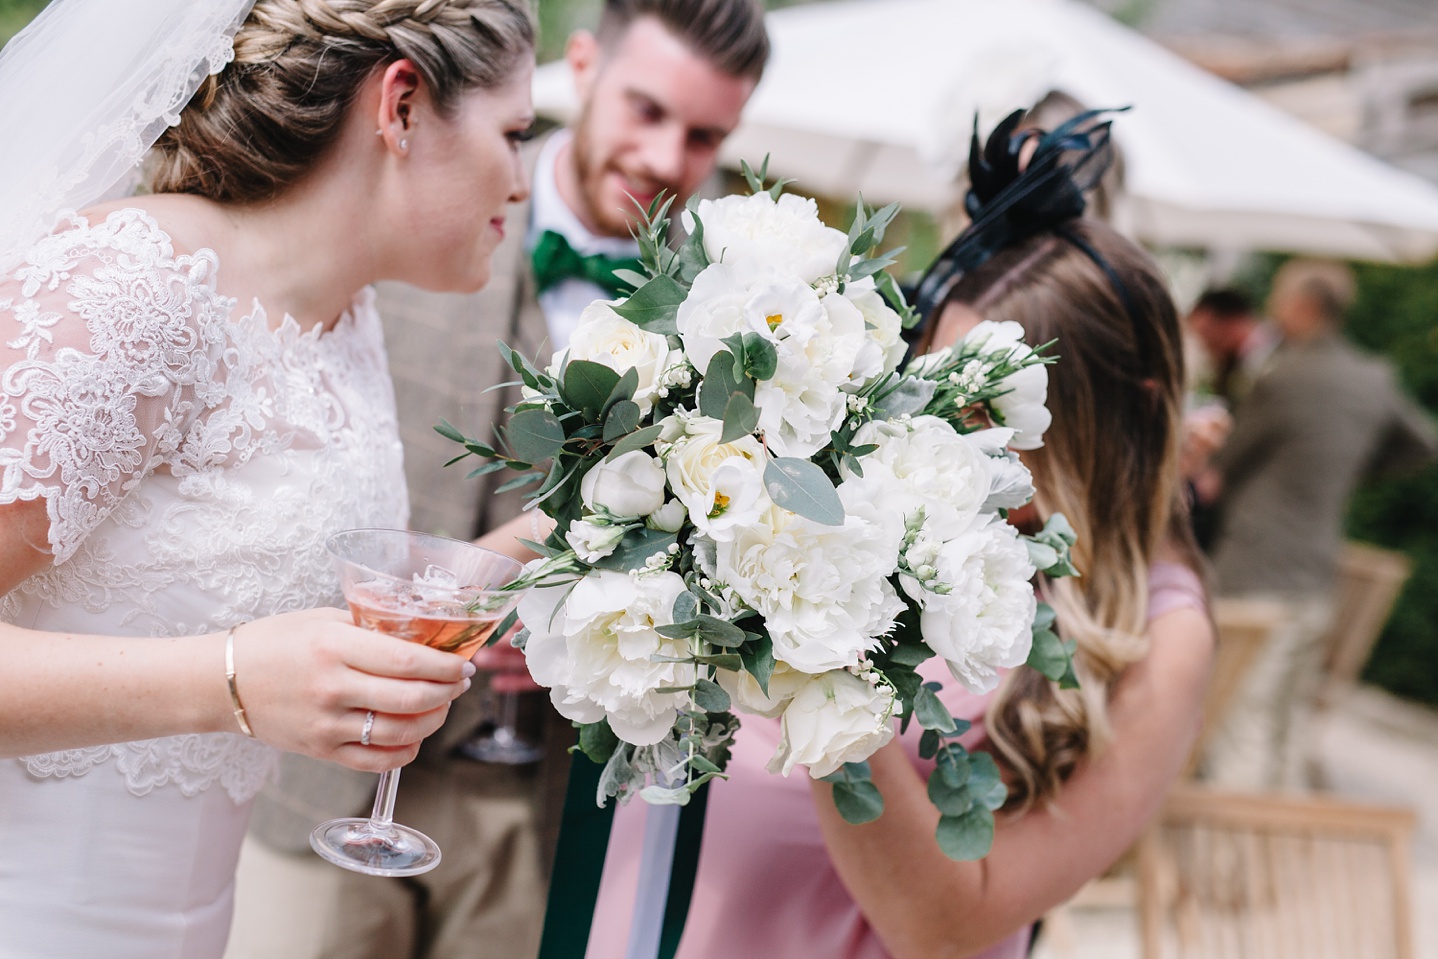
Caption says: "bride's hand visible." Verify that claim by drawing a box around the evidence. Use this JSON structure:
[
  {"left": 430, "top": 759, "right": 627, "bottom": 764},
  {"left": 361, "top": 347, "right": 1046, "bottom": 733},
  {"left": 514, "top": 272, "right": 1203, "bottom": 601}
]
[{"left": 229, "top": 608, "right": 474, "bottom": 773}]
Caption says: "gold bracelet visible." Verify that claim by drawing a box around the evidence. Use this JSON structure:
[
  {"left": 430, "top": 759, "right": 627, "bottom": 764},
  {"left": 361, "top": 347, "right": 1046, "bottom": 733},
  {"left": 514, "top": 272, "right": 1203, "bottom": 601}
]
[{"left": 224, "top": 625, "right": 256, "bottom": 738}]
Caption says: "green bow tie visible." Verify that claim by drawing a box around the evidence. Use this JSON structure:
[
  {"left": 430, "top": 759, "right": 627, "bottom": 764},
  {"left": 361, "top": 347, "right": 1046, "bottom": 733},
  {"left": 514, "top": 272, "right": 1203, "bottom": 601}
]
[{"left": 530, "top": 229, "right": 643, "bottom": 298}]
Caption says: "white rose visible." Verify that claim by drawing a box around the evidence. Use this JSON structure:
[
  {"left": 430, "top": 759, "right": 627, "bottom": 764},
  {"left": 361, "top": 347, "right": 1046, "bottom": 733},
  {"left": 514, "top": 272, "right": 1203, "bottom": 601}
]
[
  {"left": 519, "top": 570, "right": 691, "bottom": 745},
  {"left": 962, "top": 320, "right": 1051, "bottom": 450},
  {"left": 715, "top": 481, "right": 904, "bottom": 673},
  {"left": 564, "top": 301, "right": 684, "bottom": 415},
  {"left": 753, "top": 286, "right": 868, "bottom": 459},
  {"left": 581, "top": 450, "right": 667, "bottom": 519},
  {"left": 767, "top": 670, "right": 897, "bottom": 778},
  {"left": 687, "top": 192, "right": 848, "bottom": 284},
  {"left": 664, "top": 416, "right": 769, "bottom": 541},
  {"left": 716, "top": 661, "right": 812, "bottom": 718},
  {"left": 565, "top": 519, "right": 626, "bottom": 563},
  {"left": 846, "top": 287, "right": 908, "bottom": 382},
  {"left": 846, "top": 415, "right": 993, "bottom": 540},
  {"left": 913, "top": 515, "right": 1038, "bottom": 694}
]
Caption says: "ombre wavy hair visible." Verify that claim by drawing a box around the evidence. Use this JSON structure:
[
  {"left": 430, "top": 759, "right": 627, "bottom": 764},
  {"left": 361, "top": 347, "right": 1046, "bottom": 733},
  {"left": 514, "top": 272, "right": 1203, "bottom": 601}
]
[{"left": 922, "top": 217, "right": 1203, "bottom": 811}]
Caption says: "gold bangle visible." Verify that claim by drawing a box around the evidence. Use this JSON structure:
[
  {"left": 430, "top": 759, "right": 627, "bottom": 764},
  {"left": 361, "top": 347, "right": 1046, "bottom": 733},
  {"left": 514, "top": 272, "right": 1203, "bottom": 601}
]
[{"left": 224, "top": 625, "right": 256, "bottom": 738}]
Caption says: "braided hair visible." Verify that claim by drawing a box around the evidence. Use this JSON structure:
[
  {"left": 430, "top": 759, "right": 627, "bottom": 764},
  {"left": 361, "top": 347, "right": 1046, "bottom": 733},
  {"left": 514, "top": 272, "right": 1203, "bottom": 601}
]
[{"left": 149, "top": 0, "right": 534, "bottom": 203}]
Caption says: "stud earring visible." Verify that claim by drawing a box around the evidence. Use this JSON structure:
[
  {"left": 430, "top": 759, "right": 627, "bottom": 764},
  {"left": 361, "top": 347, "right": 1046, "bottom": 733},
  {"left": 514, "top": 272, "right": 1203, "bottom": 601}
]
[{"left": 400, "top": 138, "right": 409, "bottom": 151}]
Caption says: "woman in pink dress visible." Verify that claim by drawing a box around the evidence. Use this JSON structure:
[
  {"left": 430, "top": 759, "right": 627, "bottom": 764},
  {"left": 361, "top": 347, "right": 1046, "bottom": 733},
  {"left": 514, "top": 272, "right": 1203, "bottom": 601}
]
[{"left": 587, "top": 111, "right": 1215, "bottom": 959}]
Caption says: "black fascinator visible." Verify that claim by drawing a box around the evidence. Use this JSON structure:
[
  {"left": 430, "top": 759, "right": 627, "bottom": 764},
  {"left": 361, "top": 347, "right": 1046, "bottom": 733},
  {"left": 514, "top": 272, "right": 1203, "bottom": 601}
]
[{"left": 911, "top": 107, "right": 1126, "bottom": 328}]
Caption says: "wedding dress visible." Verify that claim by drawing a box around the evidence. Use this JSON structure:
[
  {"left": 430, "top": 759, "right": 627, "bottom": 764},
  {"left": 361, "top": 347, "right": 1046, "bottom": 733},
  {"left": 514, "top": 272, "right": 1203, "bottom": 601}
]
[{"left": 0, "top": 208, "right": 408, "bottom": 958}]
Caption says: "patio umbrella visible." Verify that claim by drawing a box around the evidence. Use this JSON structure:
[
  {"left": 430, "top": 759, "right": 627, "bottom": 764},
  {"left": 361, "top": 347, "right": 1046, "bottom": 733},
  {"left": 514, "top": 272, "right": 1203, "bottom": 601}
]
[{"left": 532, "top": 0, "right": 1438, "bottom": 262}]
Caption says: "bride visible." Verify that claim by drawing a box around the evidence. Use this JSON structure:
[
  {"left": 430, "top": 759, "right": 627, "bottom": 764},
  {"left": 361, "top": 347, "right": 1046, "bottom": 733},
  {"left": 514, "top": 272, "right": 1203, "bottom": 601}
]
[{"left": 0, "top": 1, "right": 535, "bottom": 955}]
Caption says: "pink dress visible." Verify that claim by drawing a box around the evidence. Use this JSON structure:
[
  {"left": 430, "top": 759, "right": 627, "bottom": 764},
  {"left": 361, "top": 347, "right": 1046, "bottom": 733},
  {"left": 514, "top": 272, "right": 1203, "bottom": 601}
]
[{"left": 586, "top": 562, "right": 1206, "bottom": 959}]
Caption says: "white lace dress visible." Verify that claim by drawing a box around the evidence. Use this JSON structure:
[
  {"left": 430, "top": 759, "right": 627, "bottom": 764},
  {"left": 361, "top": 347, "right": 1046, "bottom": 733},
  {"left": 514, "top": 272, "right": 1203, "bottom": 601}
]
[{"left": 0, "top": 209, "right": 408, "bottom": 958}]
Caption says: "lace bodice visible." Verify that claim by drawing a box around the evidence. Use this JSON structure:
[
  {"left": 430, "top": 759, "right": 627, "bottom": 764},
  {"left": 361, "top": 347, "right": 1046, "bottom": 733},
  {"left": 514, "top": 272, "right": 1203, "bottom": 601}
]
[{"left": 0, "top": 209, "right": 408, "bottom": 802}]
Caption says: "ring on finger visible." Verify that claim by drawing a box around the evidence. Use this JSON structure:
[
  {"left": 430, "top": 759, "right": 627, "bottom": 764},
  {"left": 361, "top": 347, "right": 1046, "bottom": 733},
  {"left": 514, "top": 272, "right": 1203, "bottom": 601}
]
[{"left": 361, "top": 709, "right": 376, "bottom": 747}]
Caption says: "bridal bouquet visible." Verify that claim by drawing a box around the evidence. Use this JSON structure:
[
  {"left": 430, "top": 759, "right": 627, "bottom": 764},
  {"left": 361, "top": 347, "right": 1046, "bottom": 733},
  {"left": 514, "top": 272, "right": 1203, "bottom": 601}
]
[{"left": 442, "top": 165, "right": 1076, "bottom": 861}]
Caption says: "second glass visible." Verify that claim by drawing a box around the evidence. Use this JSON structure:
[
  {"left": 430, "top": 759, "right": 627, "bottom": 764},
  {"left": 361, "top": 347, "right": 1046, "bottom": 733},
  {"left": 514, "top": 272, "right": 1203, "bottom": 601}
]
[{"left": 312, "top": 528, "right": 527, "bottom": 877}]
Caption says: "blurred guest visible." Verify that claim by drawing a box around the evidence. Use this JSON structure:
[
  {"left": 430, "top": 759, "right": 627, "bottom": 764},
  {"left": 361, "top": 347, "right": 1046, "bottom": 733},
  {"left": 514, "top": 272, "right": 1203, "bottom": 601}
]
[
  {"left": 1200, "top": 259, "right": 1437, "bottom": 790},
  {"left": 1185, "top": 287, "right": 1276, "bottom": 409},
  {"left": 231, "top": 3, "right": 769, "bottom": 959}
]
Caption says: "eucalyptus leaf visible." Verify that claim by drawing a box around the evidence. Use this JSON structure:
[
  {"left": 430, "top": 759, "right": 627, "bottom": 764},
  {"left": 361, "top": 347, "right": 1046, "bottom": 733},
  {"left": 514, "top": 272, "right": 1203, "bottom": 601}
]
[
  {"left": 495, "top": 471, "right": 543, "bottom": 494},
  {"left": 695, "top": 615, "right": 746, "bottom": 648},
  {"left": 739, "top": 632, "right": 776, "bottom": 696},
  {"left": 765, "top": 458, "right": 845, "bottom": 527},
  {"left": 913, "top": 684, "right": 960, "bottom": 735},
  {"left": 692, "top": 677, "right": 731, "bottom": 712},
  {"left": 562, "top": 360, "right": 622, "bottom": 416},
  {"left": 967, "top": 751, "right": 1008, "bottom": 811},
  {"left": 831, "top": 781, "right": 885, "bottom": 824},
  {"left": 699, "top": 351, "right": 753, "bottom": 419},
  {"left": 694, "top": 652, "right": 744, "bottom": 671},
  {"left": 873, "top": 377, "right": 937, "bottom": 419},
  {"left": 605, "top": 424, "right": 665, "bottom": 462},
  {"left": 434, "top": 418, "right": 467, "bottom": 444},
  {"left": 720, "top": 392, "right": 759, "bottom": 444},
  {"left": 919, "top": 729, "right": 941, "bottom": 760},
  {"left": 672, "top": 591, "right": 699, "bottom": 623},
  {"left": 741, "top": 332, "right": 778, "bottom": 380},
  {"left": 603, "top": 400, "right": 643, "bottom": 443},
  {"left": 612, "top": 268, "right": 650, "bottom": 291},
  {"left": 506, "top": 408, "right": 566, "bottom": 464},
  {"left": 927, "top": 776, "right": 974, "bottom": 817},
  {"left": 589, "top": 528, "right": 677, "bottom": 573},
  {"left": 578, "top": 719, "right": 620, "bottom": 764},
  {"left": 612, "top": 275, "right": 686, "bottom": 335},
  {"left": 886, "top": 640, "right": 934, "bottom": 668},
  {"left": 1026, "top": 627, "right": 1073, "bottom": 682},
  {"left": 936, "top": 808, "right": 996, "bottom": 861},
  {"left": 602, "top": 367, "right": 640, "bottom": 414}
]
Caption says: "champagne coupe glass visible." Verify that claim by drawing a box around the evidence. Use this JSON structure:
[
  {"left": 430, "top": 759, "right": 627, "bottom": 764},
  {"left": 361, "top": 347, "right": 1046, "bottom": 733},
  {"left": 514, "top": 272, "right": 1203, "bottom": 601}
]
[{"left": 312, "top": 528, "right": 528, "bottom": 877}]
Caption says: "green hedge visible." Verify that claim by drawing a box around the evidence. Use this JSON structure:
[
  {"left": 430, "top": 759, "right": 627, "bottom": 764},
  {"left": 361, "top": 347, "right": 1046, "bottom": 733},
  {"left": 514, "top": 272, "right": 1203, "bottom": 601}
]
[{"left": 1342, "top": 260, "right": 1438, "bottom": 706}]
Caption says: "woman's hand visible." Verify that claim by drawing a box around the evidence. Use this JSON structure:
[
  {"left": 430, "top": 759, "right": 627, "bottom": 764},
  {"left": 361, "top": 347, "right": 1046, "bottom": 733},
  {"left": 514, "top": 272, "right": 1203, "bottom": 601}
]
[{"left": 230, "top": 608, "right": 474, "bottom": 773}]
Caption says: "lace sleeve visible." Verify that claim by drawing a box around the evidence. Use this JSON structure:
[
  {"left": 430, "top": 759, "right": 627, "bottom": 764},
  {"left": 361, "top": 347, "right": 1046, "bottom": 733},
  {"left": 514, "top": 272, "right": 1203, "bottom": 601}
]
[{"left": 0, "top": 210, "right": 230, "bottom": 565}]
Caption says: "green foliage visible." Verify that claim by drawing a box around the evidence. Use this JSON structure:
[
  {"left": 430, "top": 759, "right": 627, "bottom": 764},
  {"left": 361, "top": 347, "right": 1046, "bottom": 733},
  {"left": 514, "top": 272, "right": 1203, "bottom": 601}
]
[
  {"left": 1342, "top": 258, "right": 1438, "bottom": 706},
  {"left": 0, "top": 0, "right": 47, "bottom": 46}
]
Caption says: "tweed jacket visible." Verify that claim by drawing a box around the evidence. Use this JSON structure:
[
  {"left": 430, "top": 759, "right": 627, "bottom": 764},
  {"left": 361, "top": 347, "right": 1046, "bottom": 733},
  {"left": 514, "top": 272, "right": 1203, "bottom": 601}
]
[{"left": 1211, "top": 332, "right": 1437, "bottom": 598}]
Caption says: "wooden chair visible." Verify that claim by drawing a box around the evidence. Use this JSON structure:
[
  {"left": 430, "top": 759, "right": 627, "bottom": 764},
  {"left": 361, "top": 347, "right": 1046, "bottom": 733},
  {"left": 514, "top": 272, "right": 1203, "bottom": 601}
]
[
  {"left": 1136, "top": 786, "right": 1417, "bottom": 959},
  {"left": 1316, "top": 542, "right": 1413, "bottom": 710},
  {"left": 1182, "top": 598, "right": 1289, "bottom": 779}
]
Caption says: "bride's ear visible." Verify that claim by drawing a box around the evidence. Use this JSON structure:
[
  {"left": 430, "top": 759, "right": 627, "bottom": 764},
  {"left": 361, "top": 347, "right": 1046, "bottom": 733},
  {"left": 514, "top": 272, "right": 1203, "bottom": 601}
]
[{"left": 375, "top": 60, "right": 422, "bottom": 156}]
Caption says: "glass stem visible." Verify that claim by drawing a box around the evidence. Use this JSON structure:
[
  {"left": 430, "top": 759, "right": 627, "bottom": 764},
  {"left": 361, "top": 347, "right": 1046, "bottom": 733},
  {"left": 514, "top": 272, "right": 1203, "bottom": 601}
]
[
  {"left": 501, "top": 687, "right": 519, "bottom": 734},
  {"left": 370, "top": 768, "right": 401, "bottom": 827}
]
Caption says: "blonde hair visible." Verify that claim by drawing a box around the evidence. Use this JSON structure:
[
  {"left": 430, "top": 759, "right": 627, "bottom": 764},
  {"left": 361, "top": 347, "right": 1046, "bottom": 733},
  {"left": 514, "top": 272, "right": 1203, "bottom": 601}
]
[
  {"left": 149, "top": 0, "right": 534, "bottom": 202},
  {"left": 930, "top": 219, "right": 1199, "bottom": 810}
]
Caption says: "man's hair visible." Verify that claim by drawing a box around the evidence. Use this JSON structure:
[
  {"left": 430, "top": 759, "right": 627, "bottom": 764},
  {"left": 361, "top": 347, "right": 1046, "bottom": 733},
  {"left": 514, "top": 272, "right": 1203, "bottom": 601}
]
[
  {"left": 1273, "top": 259, "right": 1357, "bottom": 326},
  {"left": 1193, "top": 288, "right": 1254, "bottom": 322},
  {"left": 597, "top": 0, "right": 769, "bottom": 80}
]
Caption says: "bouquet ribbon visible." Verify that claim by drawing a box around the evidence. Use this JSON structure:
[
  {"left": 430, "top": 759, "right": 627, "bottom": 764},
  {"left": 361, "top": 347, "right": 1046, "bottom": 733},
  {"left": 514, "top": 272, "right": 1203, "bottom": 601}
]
[{"left": 538, "top": 754, "right": 711, "bottom": 959}]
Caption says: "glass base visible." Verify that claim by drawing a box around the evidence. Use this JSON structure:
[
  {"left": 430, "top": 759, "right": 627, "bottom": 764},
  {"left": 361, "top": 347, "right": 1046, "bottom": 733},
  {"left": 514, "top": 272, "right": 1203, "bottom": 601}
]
[
  {"left": 310, "top": 818, "right": 442, "bottom": 877},
  {"left": 455, "top": 730, "right": 544, "bottom": 765}
]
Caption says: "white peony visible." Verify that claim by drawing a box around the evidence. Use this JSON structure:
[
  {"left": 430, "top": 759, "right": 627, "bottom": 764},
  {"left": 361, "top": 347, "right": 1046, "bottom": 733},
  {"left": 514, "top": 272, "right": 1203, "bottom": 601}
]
[
  {"left": 565, "top": 519, "right": 626, "bottom": 563},
  {"left": 519, "top": 570, "right": 692, "bottom": 745},
  {"left": 581, "top": 450, "right": 667, "bottom": 519},
  {"left": 674, "top": 259, "right": 774, "bottom": 377},
  {"left": 664, "top": 416, "right": 769, "bottom": 541},
  {"left": 714, "top": 480, "right": 905, "bottom": 673},
  {"left": 687, "top": 192, "right": 848, "bottom": 284},
  {"left": 768, "top": 669, "right": 897, "bottom": 778},
  {"left": 754, "top": 286, "right": 868, "bottom": 459},
  {"left": 913, "top": 515, "right": 1038, "bottom": 695},
  {"left": 845, "top": 286, "right": 908, "bottom": 382},
  {"left": 560, "top": 301, "right": 683, "bottom": 415},
  {"left": 962, "top": 320, "right": 1051, "bottom": 450},
  {"left": 846, "top": 415, "right": 993, "bottom": 540},
  {"left": 716, "top": 661, "right": 812, "bottom": 718}
]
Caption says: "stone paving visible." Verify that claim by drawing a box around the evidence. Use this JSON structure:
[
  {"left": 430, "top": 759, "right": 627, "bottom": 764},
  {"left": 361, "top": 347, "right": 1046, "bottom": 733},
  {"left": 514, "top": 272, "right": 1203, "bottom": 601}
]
[{"left": 1032, "top": 684, "right": 1438, "bottom": 959}]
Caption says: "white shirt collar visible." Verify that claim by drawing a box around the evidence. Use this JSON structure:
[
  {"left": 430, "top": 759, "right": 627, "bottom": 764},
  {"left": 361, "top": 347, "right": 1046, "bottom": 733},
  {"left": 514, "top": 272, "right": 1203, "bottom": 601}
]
[{"left": 526, "top": 129, "right": 640, "bottom": 258}]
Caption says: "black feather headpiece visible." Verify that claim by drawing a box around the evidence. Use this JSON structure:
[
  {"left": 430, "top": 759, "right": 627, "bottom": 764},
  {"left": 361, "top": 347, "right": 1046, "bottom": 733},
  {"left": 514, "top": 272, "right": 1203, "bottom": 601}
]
[{"left": 912, "top": 107, "right": 1126, "bottom": 326}]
